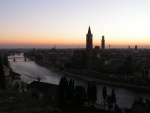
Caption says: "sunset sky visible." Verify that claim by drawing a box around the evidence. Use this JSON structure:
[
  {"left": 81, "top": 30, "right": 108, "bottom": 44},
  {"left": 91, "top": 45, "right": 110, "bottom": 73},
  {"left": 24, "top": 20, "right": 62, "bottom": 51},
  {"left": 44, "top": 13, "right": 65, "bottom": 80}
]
[{"left": 0, "top": 0, "right": 150, "bottom": 48}]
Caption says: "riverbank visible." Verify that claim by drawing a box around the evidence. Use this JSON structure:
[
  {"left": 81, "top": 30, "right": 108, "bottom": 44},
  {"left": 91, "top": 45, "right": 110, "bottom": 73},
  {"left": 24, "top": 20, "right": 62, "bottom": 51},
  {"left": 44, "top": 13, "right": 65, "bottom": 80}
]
[
  {"left": 32, "top": 58, "right": 150, "bottom": 91},
  {"left": 10, "top": 55, "right": 150, "bottom": 108}
]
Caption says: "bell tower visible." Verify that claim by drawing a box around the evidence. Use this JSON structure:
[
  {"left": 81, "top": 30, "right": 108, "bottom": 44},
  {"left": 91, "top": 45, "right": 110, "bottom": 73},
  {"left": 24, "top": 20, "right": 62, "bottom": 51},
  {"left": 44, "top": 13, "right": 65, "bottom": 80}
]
[
  {"left": 101, "top": 35, "right": 105, "bottom": 50},
  {"left": 86, "top": 26, "right": 93, "bottom": 69},
  {"left": 86, "top": 26, "right": 93, "bottom": 58}
]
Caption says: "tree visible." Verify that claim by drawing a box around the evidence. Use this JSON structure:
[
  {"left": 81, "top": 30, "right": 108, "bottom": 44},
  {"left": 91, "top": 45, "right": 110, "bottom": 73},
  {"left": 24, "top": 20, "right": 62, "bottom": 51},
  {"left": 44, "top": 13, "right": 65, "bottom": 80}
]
[
  {"left": 0, "top": 56, "right": 6, "bottom": 90},
  {"left": 74, "top": 85, "right": 86, "bottom": 107},
  {"left": 102, "top": 86, "right": 107, "bottom": 110},
  {"left": 91, "top": 83, "right": 97, "bottom": 105},
  {"left": 3, "top": 53, "right": 9, "bottom": 67},
  {"left": 87, "top": 82, "right": 97, "bottom": 106},
  {"left": 93, "top": 84, "right": 97, "bottom": 102},
  {"left": 67, "top": 78, "right": 74, "bottom": 103},
  {"left": 111, "top": 89, "right": 116, "bottom": 104},
  {"left": 87, "top": 82, "right": 92, "bottom": 104},
  {"left": 59, "top": 76, "right": 68, "bottom": 105},
  {"left": 106, "top": 95, "right": 113, "bottom": 111},
  {"left": 111, "top": 89, "right": 116, "bottom": 112}
]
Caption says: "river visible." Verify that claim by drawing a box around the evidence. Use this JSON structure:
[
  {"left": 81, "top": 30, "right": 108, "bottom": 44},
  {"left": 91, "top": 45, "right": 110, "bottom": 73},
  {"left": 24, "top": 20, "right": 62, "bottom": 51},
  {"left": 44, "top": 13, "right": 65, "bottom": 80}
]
[{"left": 8, "top": 53, "right": 150, "bottom": 108}]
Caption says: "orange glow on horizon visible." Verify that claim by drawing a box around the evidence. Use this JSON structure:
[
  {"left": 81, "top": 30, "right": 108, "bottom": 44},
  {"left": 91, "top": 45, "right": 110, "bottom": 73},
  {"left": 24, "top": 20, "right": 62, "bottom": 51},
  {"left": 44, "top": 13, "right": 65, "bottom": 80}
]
[
  {"left": 1, "top": 40, "right": 150, "bottom": 48},
  {"left": 0, "top": 34, "right": 150, "bottom": 48}
]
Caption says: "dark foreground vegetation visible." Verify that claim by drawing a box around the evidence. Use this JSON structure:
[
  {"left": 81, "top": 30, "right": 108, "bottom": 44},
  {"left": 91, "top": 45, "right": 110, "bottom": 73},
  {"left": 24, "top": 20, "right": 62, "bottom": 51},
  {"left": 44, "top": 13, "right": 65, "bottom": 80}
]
[{"left": 58, "top": 77, "right": 124, "bottom": 113}]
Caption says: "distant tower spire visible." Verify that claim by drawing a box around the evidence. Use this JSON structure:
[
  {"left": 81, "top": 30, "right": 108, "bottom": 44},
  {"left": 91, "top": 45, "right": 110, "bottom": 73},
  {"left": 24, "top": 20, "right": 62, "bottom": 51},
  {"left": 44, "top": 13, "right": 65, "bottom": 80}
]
[
  {"left": 88, "top": 26, "right": 91, "bottom": 34},
  {"left": 86, "top": 26, "right": 93, "bottom": 55},
  {"left": 101, "top": 35, "right": 105, "bottom": 50}
]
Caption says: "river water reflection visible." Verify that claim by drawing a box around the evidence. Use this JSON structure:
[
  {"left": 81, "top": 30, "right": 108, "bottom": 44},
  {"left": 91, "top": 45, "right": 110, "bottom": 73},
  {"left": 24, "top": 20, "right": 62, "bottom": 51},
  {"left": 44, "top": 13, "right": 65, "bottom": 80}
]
[{"left": 9, "top": 54, "right": 150, "bottom": 108}]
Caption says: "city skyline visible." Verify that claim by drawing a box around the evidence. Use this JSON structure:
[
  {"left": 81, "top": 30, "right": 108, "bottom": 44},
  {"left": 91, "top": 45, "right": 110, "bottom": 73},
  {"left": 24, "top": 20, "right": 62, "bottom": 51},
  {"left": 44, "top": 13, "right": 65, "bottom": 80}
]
[{"left": 0, "top": 0, "right": 150, "bottom": 48}]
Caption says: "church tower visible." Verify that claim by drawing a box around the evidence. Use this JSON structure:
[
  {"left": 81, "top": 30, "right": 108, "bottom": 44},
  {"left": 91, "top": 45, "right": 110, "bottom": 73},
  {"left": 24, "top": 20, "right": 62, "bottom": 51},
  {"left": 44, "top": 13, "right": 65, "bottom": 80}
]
[
  {"left": 101, "top": 35, "right": 105, "bottom": 50},
  {"left": 86, "top": 26, "right": 93, "bottom": 69},
  {"left": 86, "top": 26, "right": 93, "bottom": 58}
]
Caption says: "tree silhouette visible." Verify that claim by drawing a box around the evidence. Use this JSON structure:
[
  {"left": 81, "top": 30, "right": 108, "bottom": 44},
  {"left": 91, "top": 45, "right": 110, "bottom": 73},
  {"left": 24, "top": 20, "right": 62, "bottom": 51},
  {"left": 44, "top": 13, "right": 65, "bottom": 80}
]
[
  {"left": 111, "top": 89, "right": 116, "bottom": 104},
  {"left": 92, "top": 83, "right": 97, "bottom": 104},
  {"left": 106, "top": 95, "right": 113, "bottom": 111},
  {"left": 0, "top": 56, "right": 6, "bottom": 90},
  {"left": 87, "top": 82, "right": 97, "bottom": 106},
  {"left": 74, "top": 85, "right": 86, "bottom": 107},
  {"left": 87, "top": 82, "right": 92, "bottom": 105},
  {"left": 59, "top": 76, "right": 68, "bottom": 105},
  {"left": 67, "top": 78, "right": 74, "bottom": 103},
  {"left": 102, "top": 86, "right": 107, "bottom": 110},
  {"left": 3, "top": 53, "right": 9, "bottom": 67}
]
